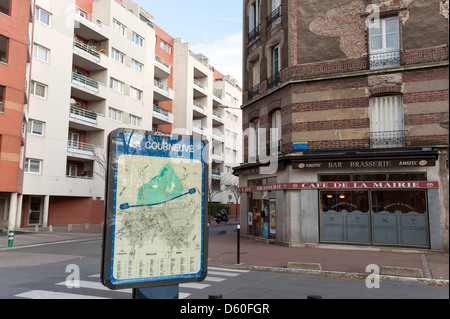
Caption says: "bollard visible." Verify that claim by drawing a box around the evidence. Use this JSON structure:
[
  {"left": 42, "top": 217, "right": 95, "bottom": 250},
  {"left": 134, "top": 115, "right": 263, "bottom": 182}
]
[
  {"left": 8, "top": 230, "right": 15, "bottom": 248},
  {"left": 209, "top": 294, "right": 223, "bottom": 299},
  {"left": 237, "top": 224, "right": 240, "bottom": 265}
]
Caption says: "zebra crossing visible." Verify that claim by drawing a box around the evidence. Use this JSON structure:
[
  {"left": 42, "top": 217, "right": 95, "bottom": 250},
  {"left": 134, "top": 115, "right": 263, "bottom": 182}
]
[{"left": 14, "top": 266, "right": 249, "bottom": 299}]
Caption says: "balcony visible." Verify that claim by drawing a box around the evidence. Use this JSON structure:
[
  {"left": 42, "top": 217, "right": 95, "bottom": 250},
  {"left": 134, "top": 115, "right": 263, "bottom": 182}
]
[
  {"left": 266, "top": 5, "right": 281, "bottom": 29},
  {"left": 212, "top": 110, "right": 223, "bottom": 126},
  {"left": 369, "top": 130, "right": 406, "bottom": 149},
  {"left": 248, "top": 24, "right": 260, "bottom": 44},
  {"left": 193, "top": 100, "right": 207, "bottom": 118},
  {"left": 67, "top": 140, "right": 101, "bottom": 157},
  {"left": 154, "top": 55, "right": 171, "bottom": 78},
  {"left": 193, "top": 79, "right": 207, "bottom": 97},
  {"left": 152, "top": 104, "right": 174, "bottom": 125},
  {"left": 369, "top": 50, "right": 401, "bottom": 70},
  {"left": 192, "top": 122, "right": 205, "bottom": 135},
  {"left": 71, "top": 72, "right": 106, "bottom": 100},
  {"left": 73, "top": 38, "right": 107, "bottom": 71},
  {"left": 248, "top": 84, "right": 260, "bottom": 101},
  {"left": 74, "top": 7, "right": 107, "bottom": 41},
  {"left": 267, "top": 72, "right": 281, "bottom": 90},
  {"left": 211, "top": 169, "right": 222, "bottom": 179},
  {"left": 153, "top": 79, "right": 174, "bottom": 101},
  {"left": 70, "top": 105, "right": 97, "bottom": 124}
]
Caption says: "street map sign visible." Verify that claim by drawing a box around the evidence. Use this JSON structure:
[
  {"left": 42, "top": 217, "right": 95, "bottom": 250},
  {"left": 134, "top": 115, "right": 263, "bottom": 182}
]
[{"left": 102, "top": 129, "right": 208, "bottom": 290}]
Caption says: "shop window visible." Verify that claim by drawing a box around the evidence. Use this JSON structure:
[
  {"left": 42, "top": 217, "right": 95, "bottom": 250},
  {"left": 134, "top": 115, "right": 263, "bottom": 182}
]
[
  {"left": 319, "top": 174, "right": 351, "bottom": 182},
  {"left": 320, "top": 190, "right": 370, "bottom": 244},
  {"left": 388, "top": 173, "right": 427, "bottom": 181},
  {"left": 371, "top": 190, "right": 429, "bottom": 247},
  {"left": 353, "top": 174, "right": 387, "bottom": 182}
]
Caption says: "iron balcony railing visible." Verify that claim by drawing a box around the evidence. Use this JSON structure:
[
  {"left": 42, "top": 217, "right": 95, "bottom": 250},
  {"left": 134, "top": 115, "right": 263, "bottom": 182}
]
[
  {"left": 369, "top": 130, "right": 406, "bottom": 148},
  {"left": 369, "top": 50, "right": 401, "bottom": 69},
  {"left": 266, "top": 5, "right": 281, "bottom": 28},
  {"left": 248, "top": 24, "right": 261, "bottom": 43},
  {"left": 248, "top": 84, "right": 260, "bottom": 100},
  {"left": 267, "top": 72, "right": 281, "bottom": 89}
]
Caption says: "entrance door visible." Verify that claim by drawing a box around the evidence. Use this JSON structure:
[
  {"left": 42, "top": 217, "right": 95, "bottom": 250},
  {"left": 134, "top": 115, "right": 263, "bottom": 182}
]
[
  {"left": 28, "top": 196, "right": 43, "bottom": 225},
  {"left": 0, "top": 196, "right": 9, "bottom": 229}
]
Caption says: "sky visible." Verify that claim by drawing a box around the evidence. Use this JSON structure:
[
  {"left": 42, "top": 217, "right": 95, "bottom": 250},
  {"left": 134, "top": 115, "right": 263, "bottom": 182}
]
[{"left": 138, "top": 0, "right": 244, "bottom": 85}]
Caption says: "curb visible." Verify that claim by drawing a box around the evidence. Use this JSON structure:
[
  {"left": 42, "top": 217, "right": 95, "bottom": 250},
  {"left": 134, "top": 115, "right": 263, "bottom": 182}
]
[
  {"left": 247, "top": 265, "right": 449, "bottom": 287},
  {"left": 211, "top": 263, "right": 449, "bottom": 287}
]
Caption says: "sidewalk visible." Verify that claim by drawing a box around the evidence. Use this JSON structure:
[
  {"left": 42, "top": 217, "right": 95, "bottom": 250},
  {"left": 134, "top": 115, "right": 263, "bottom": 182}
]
[{"left": 1, "top": 224, "right": 448, "bottom": 285}]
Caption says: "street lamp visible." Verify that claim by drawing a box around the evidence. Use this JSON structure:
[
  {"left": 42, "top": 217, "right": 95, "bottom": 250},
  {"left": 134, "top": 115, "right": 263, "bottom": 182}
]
[{"left": 218, "top": 104, "right": 242, "bottom": 110}]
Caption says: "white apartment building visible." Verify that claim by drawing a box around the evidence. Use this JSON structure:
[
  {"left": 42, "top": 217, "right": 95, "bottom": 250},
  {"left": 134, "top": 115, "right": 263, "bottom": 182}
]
[
  {"left": 172, "top": 38, "right": 242, "bottom": 207},
  {"left": 18, "top": 0, "right": 242, "bottom": 227}
]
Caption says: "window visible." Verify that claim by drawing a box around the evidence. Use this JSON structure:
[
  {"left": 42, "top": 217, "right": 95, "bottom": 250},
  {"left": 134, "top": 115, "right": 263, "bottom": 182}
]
[
  {"left": 68, "top": 132, "right": 79, "bottom": 148},
  {"left": 109, "top": 107, "right": 122, "bottom": 122},
  {"left": 35, "top": 7, "right": 50, "bottom": 25},
  {"left": 130, "top": 87, "right": 142, "bottom": 100},
  {"left": 267, "top": 0, "right": 281, "bottom": 27},
  {"left": 249, "top": 119, "right": 260, "bottom": 161},
  {"left": 129, "top": 114, "right": 141, "bottom": 127},
  {"left": 112, "top": 19, "right": 126, "bottom": 36},
  {"left": 0, "top": 34, "right": 7, "bottom": 64},
  {"left": 248, "top": 1, "right": 260, "bottom": 42},
  {"left": 160, "top": 40, "right": 171, "bottom": 54},
  {"left": 111, "top": 48, "right": 125, "bottom": 64},
  {"left": 369, "top": 16, "right": 400, "bottom": 69},
  {"left": 66, "top": 164, "right": 77, "bottom": 177},
  {"left": 268, "top": 46, "right": 280, "bottom": 88},
  {"left": 369, "top": 95, "right": 405, "bottom": 148},
  {"left": 110, "top": 78, "right": 123, "bottom": 93},
  {"left": 33, "top": 43, "right": 49, "bottom": 62},
  {"left": 0, "top": 85, "right": 4, "bottom": 113},
  {"left": 132, "top": 32, "right": 144, "bottom": 47},
  {"left": 0, "top": 0, "right": 11, "bottom": 15},
  {"left": 27, "top": 120, "right": 44, "bottom": 135},
  {"left": 271, "top": 110, "right": 282, "bottom": 154},
  {"left": 30, "top": 81, "right": 47, "bottom": 98},
  {"left": 25, "top": 158, "right": 42, "bottom": 174},
  {"left": 131, "top": 59, "right": 143, "bottom": 73}
]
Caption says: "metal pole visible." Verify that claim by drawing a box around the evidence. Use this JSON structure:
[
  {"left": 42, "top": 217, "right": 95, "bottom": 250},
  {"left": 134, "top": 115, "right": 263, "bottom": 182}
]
[{"left": 237, "top": 224, "right": 240, "bottom": 265}]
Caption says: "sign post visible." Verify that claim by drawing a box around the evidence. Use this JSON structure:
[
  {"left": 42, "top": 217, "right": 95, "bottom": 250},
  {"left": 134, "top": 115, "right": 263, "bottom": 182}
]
[{"left": 102, "top": 129, "right": 208, "bottom": 295}]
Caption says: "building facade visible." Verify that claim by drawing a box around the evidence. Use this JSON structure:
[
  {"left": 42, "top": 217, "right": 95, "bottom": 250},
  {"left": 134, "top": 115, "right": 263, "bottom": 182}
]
[
  {"left": 3, "top": 0, "right": 242, "bottom": 230},
  {"left": 237, "top": 0, "right": 449, "bottom": 250},
  {"left": 0, "top": 0, "right": 34, "bottom": 231}
]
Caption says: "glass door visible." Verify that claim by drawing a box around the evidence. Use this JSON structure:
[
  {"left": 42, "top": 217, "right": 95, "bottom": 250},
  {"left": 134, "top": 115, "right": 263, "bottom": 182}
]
[{"left": 28, "top": 196, "right": 43, "bottom": 225}]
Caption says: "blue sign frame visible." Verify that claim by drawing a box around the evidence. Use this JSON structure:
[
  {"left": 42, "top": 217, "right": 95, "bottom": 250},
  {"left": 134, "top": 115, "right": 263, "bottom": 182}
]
[{"left": 102, "top": 129, "right": 208, "bottom": 290}]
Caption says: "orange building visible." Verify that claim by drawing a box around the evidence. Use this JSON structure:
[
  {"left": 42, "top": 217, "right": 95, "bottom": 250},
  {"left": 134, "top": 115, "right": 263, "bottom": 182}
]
[{"left": 0, "top": 0, "right": 34, "bottom": 231}]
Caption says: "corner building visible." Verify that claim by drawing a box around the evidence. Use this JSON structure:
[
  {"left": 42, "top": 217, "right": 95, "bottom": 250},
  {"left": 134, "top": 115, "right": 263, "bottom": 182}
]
[{"left": 236, "top": 0, "right": 449, "bottom": 250}]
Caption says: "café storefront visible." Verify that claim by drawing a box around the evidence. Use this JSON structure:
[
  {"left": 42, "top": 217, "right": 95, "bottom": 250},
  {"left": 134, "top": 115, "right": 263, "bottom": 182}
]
[{"left": 237, "top": 154, "right": 446, "bottom": 250}]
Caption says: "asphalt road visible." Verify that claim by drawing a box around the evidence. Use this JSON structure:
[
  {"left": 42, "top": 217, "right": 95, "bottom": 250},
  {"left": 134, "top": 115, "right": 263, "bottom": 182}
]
[{"left": 0, "top": 227, "right": 448, "bottom": 301}]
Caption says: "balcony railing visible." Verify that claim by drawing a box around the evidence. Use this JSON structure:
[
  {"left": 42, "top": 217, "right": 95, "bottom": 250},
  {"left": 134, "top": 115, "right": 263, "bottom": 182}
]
[
  {"left": 72, "top": 72, "right": 99, "bottom": 92},
  {"left": 70, "top": 105, "right": 97, "bottom": 124},
  {"left": 248, "top": 24, "right": 261, "bottom": 43},
  {"left": 75, "top": 6, "right": 102, "bottom": 30},
  {"left": 248, "top": 84, "right": 260, "bottom": 100},
  {"left": 67, "top": 140, "right": 100, "bottom": 156},
  {"left": 193, "top": 79, "right": 206, "bottom": 89},
  {"left": 266, "top": 5, "right": 281, "bottom": 28},
  {"left": 369, "top": 50, "right": 401, "bottom": 69},
  {"left": 73, "top": 38, "right": 100, "bottom": 61},
  {"left": 153, "top": 104, "right": 169, "bottom": 118},
  {"left": 369, "top": 130, "right": 406, "bottom": 148},
  {"left": 155, "top": 55, "right": 171, "bottom": 69},
  {"left": 267, "top": 72, "right": 281, "bottom": 90}
]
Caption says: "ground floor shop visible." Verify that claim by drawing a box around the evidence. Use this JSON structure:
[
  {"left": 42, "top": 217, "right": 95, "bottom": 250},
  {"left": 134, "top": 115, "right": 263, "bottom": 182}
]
[{"left": 237, "top": 151, "right": 448, "bottom": 251}]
